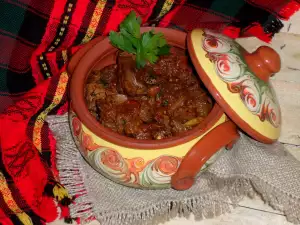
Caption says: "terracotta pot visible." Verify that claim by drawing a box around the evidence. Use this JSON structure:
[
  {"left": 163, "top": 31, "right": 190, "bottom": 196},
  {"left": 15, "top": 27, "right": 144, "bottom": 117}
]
[{"left": 69, "top": 28, "right": 246, "bottom": 190}]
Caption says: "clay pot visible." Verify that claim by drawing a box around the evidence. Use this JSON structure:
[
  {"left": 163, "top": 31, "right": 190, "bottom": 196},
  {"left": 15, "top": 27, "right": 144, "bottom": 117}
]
[{"left": 68, "top": 27, "right": 280, "bottom": 190}]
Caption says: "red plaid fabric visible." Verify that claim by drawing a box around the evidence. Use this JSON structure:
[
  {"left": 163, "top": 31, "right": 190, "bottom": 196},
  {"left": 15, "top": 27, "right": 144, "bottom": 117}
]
[{"left": 0, "top": 0, "right": 299, "bottom": 224}]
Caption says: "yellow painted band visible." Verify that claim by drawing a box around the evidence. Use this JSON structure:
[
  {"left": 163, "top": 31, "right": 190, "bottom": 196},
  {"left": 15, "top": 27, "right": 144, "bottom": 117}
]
[{"left": 82, "top": 113, "right": 227, "bottom": 161}]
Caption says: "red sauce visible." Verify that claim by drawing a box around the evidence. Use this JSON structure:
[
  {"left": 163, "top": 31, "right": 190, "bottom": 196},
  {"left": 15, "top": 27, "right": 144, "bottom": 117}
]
[{"left": 85, "top": 49, "right": 213, "bottom": 140}]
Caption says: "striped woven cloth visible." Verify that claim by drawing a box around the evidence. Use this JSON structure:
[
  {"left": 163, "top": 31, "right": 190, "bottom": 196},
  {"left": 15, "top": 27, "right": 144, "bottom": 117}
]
[{"left": 0, "top": 0, "right": 299, "bottom": 224}]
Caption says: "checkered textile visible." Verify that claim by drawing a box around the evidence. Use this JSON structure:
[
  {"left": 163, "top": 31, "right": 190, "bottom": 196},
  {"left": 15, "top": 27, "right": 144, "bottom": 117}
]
[{"left": 0, "top": 0, "right": 299, "bottom": 224}]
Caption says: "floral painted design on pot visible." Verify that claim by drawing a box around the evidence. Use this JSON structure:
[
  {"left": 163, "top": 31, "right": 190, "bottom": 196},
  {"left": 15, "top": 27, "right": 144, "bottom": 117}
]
[
  {"left": 188, "top": 29, "right": 282, "bottom": 143},
  {"left": 69, "top": 110, "right": 229, "bottom": 189}
]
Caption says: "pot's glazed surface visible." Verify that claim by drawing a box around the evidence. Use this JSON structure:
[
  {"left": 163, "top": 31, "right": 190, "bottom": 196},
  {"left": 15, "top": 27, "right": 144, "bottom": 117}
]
[
  {"left": 69, "top": 107, "right": 227, "bottom": 189},
  {"left": 68, "top": 28, "right": 238, "bottom": 189}
]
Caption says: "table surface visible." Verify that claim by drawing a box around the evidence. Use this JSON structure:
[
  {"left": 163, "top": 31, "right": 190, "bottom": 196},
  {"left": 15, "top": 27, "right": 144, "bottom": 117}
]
[{"left": 48, "top": 12, "right": 300, "bottom": 225}]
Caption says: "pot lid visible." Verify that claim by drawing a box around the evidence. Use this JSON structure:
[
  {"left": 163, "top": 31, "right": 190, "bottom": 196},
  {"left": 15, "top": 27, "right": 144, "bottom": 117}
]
[{"left": 187, "top": 29, "right": 281, "bottom": 143}]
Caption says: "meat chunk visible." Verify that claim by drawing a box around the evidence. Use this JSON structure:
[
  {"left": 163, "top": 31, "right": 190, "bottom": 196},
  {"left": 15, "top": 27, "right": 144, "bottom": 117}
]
[
  {"left": 139, "top": 101, "right": 154, "bottom": 123},
  {"left": 117, "top": 53, "right": 147, "bottom": 96},
  {"left": 115, "top": 100, "right": 142, "bottom": 137}
]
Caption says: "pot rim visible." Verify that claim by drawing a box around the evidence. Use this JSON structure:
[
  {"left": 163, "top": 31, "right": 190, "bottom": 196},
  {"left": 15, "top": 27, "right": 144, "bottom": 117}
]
[{"left": 70, "top": 27, "right": 225, "bottom": 150}]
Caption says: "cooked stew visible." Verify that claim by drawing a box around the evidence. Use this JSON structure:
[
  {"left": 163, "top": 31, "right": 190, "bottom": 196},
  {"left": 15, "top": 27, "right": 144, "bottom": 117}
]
[{"left": 85, "top": 48, "right": 213, "bottom": 140}]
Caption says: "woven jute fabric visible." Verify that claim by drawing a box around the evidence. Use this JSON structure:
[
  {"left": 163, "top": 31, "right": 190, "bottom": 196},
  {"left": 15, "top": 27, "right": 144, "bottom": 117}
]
[{"left": 48, "top": 114, "right": 300, "bottom": 225}]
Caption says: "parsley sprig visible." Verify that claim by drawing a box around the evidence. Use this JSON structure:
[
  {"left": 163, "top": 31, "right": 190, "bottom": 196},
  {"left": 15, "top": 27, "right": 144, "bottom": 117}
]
[{"left": 109, "top": 11, "right": 170, "bottom": 69}]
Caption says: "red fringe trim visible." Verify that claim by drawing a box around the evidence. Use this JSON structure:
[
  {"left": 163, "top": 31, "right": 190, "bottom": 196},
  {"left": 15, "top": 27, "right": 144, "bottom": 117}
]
[
  {"left": 278, "top": 0, "right": 300, "bottom": 20},
  {"left": 60, "top": 204, "right": 70, "bottom": 219}
]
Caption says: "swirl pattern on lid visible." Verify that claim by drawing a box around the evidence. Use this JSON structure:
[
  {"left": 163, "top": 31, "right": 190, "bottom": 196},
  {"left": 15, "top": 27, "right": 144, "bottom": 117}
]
[{"left": 202, "top": 29, "right": 281, "bottom": 128}]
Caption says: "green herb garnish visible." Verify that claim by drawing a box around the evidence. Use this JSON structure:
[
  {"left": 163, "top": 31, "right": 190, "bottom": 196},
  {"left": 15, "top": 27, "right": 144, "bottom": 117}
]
[
  {"left": 100, "top": 78, "right": 108, "bottom": 87},
  {"left": 156, "top": 91, "right": 162, "bottom": 101},
  {"left": 109, "top": 11, "right": 170, "bottom": 69},
  {"left": 162, "top": 100, "right": 168, "bottom": 106},
  {"left": 149, "top": 73, "right": 157, "bottom": 79}
]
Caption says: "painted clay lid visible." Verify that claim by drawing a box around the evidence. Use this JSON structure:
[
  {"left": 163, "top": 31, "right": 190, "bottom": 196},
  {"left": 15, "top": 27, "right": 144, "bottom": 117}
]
[{"left": 187, "top": 29, "right": 281, "bottom": 143}]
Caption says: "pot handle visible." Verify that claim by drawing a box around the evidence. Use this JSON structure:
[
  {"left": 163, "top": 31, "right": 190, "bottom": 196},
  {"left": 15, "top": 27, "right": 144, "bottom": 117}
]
[{"left": 171, "top": 120, "right": 239, "bottom": 190}]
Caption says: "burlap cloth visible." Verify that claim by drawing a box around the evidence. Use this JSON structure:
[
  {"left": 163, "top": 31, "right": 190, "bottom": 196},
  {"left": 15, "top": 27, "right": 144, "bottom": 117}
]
[{"left": 47, "top": 114, "right": 300, "bottom": 225}]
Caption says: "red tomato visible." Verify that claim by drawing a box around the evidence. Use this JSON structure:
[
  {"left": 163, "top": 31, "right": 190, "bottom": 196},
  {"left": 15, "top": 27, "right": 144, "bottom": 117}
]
[{"left": 148, "top": 86, "right": 160, "bottom": 97}]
